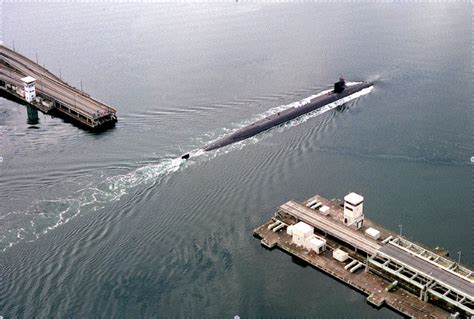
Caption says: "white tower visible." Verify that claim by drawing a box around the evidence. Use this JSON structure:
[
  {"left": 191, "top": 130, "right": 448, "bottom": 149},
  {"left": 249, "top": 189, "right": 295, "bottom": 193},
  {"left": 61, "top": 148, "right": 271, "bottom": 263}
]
[
  {"left": 21, "top": 76, "right": 36, "bottom": 103},
  {"left": 343, "top": 192, "right": 364, "bottom": 229}
]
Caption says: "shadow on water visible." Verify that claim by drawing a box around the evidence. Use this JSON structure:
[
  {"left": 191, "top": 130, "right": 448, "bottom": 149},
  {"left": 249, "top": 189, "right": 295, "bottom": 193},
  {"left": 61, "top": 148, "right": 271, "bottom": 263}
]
[
  {"left": 58, "top": 111, "right": 117, "bottom": 134},
  {"left": 291, "top": 255, "right": 309, "bottom": 268}
]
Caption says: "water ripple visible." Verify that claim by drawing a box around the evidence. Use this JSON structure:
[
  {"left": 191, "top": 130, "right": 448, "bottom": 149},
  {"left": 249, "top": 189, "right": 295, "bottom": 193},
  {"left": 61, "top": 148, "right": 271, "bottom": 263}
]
[{"left": 0, "top": 86, "right": 374, "bottom": 253}]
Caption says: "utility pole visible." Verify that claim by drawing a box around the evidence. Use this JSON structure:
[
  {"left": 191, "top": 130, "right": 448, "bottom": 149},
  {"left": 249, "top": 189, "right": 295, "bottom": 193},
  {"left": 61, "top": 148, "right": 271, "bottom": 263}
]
[
  {"left": 35, "top": 51, "right": 38, "bottom": 64},
  {"left": 80, "top": 79, "right": 83, "bottom": 92}
]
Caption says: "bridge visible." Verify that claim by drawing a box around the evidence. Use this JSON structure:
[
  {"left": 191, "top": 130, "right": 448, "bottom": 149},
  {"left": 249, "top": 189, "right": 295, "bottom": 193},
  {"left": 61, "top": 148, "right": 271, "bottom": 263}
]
[{"left": 0, "top": 44, "right": 117, "bottom": 129}]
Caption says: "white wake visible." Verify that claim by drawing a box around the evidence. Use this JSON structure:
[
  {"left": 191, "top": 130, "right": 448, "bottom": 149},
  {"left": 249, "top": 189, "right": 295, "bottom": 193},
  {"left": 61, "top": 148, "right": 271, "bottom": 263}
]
[{"left": 0, "top": 83, "right": 373, "bottom": 252}]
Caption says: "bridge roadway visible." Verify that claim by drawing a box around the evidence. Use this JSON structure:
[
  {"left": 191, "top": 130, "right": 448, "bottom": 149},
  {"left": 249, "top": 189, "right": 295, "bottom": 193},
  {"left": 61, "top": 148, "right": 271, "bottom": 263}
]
[
  {"left": 280, "top": 200, "right": 381, "bottom": 255},
  {"left": 0, "top": 65, "right": 107, "bottom": 118},
  {"left": 1, "top": 45, "right": 64, "bottom": 85},
  {"left": 0, "top": 45, "right": 116, "bottom": 124},
  {"left": 380, "top": 243, "right": 474, "bottom": 297}
]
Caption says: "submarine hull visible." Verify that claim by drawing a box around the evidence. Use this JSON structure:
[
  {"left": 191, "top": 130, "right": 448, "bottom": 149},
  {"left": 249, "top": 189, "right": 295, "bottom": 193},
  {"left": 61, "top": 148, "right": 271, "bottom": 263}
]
[{"left": 203, "top": 81, "right": 373, "bottom": 152}]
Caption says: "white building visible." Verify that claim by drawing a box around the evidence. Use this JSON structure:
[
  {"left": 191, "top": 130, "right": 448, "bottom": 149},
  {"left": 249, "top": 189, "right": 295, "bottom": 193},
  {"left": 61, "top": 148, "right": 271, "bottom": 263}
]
[
  {"left": 21, "top": 76, "right": 36, "bottom": 103},
  {"left": 290, "top": 221, "right": 326, "bottom": 254},
  {"left": 333, "top": 249, "right": 349, "bottom": 262},
  {"left": 291, "top": 222, "right": 314, "bottom": 246},
  {"left": 365, "top": 227, "right": 381, "bottom": 240},
  {"left": 319, "top": 205, "right": 330, "bottom": 215},
  {"left": 305, "top": 237, "right": 326, "bottom": 254},
  {"left": 343, "top": 192, "right": 364, "bottom": 229}
]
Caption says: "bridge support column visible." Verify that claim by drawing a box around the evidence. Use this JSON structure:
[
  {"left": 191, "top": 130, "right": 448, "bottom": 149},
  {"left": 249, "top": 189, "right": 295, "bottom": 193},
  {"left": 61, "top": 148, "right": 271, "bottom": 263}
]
[
  {"left": 419, "top": 287, "right": 428, "bottom": 302},
  {"left": 26, "top": 105, "right": 39, "bottom": 124}
]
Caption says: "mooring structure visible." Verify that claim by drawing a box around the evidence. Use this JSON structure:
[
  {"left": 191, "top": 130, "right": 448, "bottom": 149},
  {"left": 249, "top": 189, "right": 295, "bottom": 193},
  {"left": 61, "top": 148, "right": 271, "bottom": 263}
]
[
  {"left": 0, "top": 44, "right": 117, "bottom": 129},
  {"left": 255, "top": 193, "right": 473, "bottom": 318}
]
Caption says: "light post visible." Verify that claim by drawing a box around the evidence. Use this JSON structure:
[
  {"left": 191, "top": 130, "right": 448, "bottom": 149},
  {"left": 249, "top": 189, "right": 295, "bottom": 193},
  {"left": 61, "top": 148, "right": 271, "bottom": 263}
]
[
  {"left": 398, "top": 224, "right": 403, "bottom": 237},
  {"left": 457, "top": 251, "right": 462, "bottom": 264}
]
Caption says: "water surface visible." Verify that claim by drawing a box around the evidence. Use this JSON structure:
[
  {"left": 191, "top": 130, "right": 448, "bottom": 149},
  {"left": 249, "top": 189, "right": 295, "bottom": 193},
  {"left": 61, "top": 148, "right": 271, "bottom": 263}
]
[{"left": 0, "top": 3, "right": 471, "bottom": 318}]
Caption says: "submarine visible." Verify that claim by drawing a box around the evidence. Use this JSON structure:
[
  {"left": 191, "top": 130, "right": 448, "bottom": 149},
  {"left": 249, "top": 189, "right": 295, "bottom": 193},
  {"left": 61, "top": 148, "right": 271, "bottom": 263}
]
[{"left": 181, "top": 78, "right": 373, "bottom": 159}]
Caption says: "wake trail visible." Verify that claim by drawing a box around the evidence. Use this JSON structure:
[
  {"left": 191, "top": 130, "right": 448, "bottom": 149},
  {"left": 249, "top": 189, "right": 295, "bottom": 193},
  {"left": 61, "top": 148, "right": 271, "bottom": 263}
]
[{"left": 1, "top": 84, "right": 373, "bottom": 252}]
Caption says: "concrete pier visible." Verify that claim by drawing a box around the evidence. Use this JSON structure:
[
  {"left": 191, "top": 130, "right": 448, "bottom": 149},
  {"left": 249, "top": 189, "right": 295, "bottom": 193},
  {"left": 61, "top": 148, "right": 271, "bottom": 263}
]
[
  {"left": 254, "top": 194, "right": 473, "bottom": 318},
  {"left": 0, "top": 45, "right": 117, "bottom": 129}
]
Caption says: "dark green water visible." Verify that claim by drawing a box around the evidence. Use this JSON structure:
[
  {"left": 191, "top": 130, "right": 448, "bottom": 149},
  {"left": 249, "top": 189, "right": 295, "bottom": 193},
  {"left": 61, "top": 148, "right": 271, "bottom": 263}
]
[{"left": 0, "top": 3, "right": 472, "bottom": 318}]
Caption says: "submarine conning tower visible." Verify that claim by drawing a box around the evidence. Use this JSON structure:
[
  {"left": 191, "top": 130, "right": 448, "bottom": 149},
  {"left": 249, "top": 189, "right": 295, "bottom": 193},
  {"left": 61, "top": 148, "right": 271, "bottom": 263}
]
[{"left": 334, "top": 77, "right": 346, "bottom": 93}]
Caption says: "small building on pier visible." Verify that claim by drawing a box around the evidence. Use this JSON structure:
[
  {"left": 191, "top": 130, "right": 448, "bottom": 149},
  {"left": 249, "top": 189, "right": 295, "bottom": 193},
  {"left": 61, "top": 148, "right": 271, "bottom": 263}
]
[
  {"left": 343, "top": 192, "right": 364, "bottom": 229},
  {"left": 287, "top": 221, "right": 326, "bottom": 254},
  {"left": 21, "top": 76, "right": 36, "bottom": 103}
]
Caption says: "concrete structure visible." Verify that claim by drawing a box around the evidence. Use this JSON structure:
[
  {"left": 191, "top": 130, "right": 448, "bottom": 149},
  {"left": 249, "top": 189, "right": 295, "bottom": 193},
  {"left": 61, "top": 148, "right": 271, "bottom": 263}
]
[
  {"left": 255, "top": 193, "right": 474, "bottom": 317},
  {"left": 279, "top": 200, "right": 381, "bottom": 255},
  {"left": 343, "top": 192, "right": 364, "bottom": 229},
  {"left": 272, "top": 222, "right": 285, "bottom": 232},
  {"left": 290, "top": 221, "right": 326, "bottom": 254},
  {"left": 365, "top": 227, "right": 381, "bottom": 240},
  {"left": 286, "top": 224, "right": 293, "bottom": 235},
  {"left": 306, "top": 199, "right": 318, "bottom": 207},
  {"left": 305, "top": 237, "right": 326, "bottom": 254},
  {"left": 333, "top": 248, "right": 349, "bottom": 262},
  {"left": 21, "top": 76, "right": 35, "bottom": 102},
  {"left": 370, "top": 241, "right": 474, "bottom": 315},
  {"left": 319, "top": 205, "right": 330, "bottom": 215},
  {"left": 0, "top": 45, "right": 117, "bottom": 129},
  {"left": 291, "top": 221, "right": 314, "bottom": 246}
]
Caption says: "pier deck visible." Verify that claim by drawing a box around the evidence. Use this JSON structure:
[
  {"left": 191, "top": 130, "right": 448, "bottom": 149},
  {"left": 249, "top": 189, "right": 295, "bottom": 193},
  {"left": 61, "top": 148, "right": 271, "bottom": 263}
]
[
  {"left": 254, "top": 194, "right": 473, "bottom": 318},
  {"left": 255, "top": 220, "right": 450, "bottom": 318},
  {"left": 0, "top": 45, "right": 117, "bottom": 129}
]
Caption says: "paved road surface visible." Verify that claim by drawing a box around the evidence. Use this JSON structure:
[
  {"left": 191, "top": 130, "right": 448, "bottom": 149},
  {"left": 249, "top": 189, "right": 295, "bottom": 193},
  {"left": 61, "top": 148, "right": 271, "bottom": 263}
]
[
  {"left": 281, "top": 200, "right": 381, "bottom": 255},
  {"left": 0, "top": 45, "right": 115, "bottom": 118},
  {"left": 379, "top": 244, "right": 474, "bottom": 297}
]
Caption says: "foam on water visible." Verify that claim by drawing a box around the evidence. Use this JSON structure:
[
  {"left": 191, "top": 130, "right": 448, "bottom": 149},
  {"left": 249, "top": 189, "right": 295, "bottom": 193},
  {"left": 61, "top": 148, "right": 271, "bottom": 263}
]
[
  {"left": 287, "top": 85, "right": 374, "bottom": 127},
  {"left": 202, "top": 83, "right": 373, "bottom": 153},
  {"left": 238, "top": 88, "right": 333, "bottom": 127},
  {"left": 0, "top": 157, "right": 186, "bottom": 251},
  {"left": 0, "top": 85, "right": 373, "bottom": 252}
]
